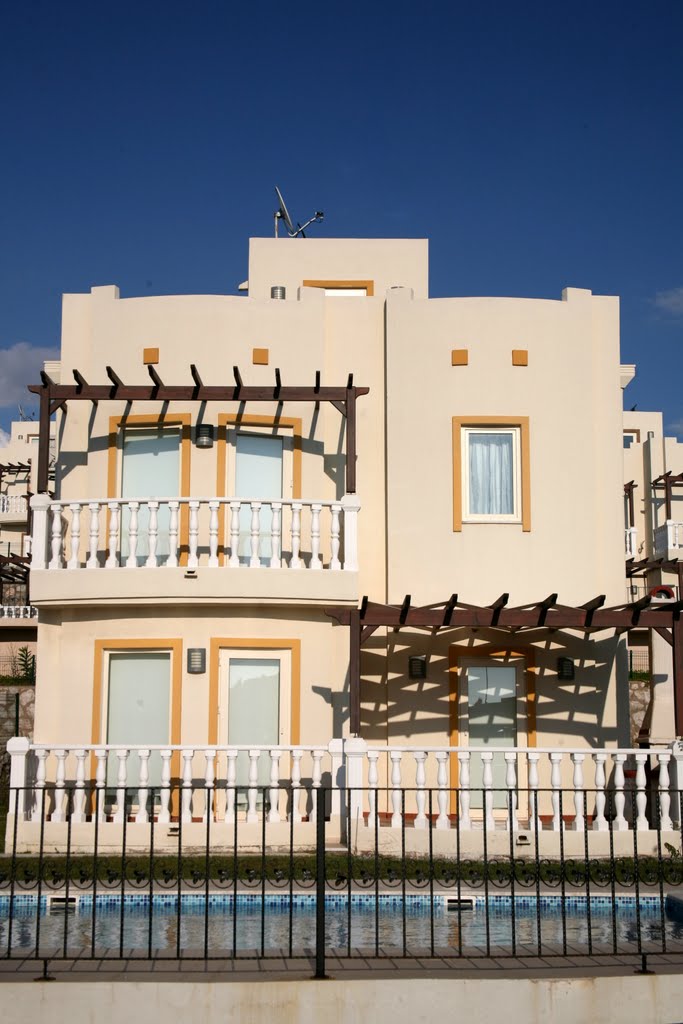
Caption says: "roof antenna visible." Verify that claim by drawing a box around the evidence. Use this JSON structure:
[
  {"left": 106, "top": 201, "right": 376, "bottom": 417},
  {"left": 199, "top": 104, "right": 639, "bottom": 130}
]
[{"left": 274, "top": 186, "right": 324, "bottom": 238}]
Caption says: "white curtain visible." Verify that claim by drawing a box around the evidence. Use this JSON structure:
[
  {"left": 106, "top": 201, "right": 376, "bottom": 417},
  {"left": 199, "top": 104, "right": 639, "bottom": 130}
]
[{"left": 468, "top": 432, "right": 514, "bottom": 515}]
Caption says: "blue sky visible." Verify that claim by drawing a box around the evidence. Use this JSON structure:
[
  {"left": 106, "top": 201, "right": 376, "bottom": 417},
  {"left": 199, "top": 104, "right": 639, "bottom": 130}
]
[{"left": 1, "top": 0, "right": 682, "bottom": 437}]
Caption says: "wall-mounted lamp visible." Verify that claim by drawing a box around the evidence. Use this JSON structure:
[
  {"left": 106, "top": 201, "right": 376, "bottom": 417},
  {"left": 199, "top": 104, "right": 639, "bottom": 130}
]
[
  {"left": 271, "top": 286, "right": 286, "bottom": 300},
  {"left": 187, "top": 648, "right": 206, "bottom": 674},
  {"left": 196, "top": 424, "right": 214, "bottom": 449},
  {"left": 557, "top": 657, "right": 575, "bottom": 681},
  {"left": 408, "top": 655, "right": 427, "bottom": 680}
]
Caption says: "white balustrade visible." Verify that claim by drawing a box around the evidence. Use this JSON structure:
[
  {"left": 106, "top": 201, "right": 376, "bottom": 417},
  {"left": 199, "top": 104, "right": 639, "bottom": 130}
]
[
  {"left": 570, "top": 753, "right": 585, "bottom": 832},
  {"left": 504, "top": 751, "right": 518, "bottom": 831},
  {"left": 655, "top": 520, "right": 683, "bottom": 557},
  {"left": 181, "top": 749, "right": 194, "bottom": 823},
  {"left": 435, "top": 750, "right": 450, "bottom": 830},
  {"left": 458, "top": 751, "right": 471, "bottom": 829},
  {"left": 658, "top": 752, "right": 673, "bottom": 830},
  {"left": 268, "top": 750, "right": 282, "bottom": 823},
  {"left": 390, "top": 751, "right": 403, "bottom": 828},
  {"left": 414, "top": 751, "right": 427, "bottom": 829},
  {"left": 0, "top": 494, "right": 28, "bottom": 515},
  {"left": 635, "top": 752, "right": 649, "bottom": 830},
  {"left": 33, "top": 496, "right": 359, "bottom": 573},
  {"left": 481, "top": 752, "right": 495, "bottom": 831},
  {"left": 367, "top": 749, "right": 380, "bottom": 827},
  {"left": 159, "top": 749, "right": 172, "bottom": 824},
  {"left": 624, "top": 526, "right": 637, "bottom": 558},
  {"left": 114, "top": 749, "right": 129, "bottom": 823},
  {"left": 612, "top": 753, "right": 628, "bottom": 831},
  {"left": 550, "top": 752, "right": 563, "bottom": 832},
  {"left": 135, "top": 749, "right": 151, "bottom": 823}
]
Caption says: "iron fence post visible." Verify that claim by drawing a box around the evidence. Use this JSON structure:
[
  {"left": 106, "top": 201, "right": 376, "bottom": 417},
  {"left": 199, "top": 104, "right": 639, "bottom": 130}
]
[{"left": 315, "top": 785, "right": 327, "bottom": 979}]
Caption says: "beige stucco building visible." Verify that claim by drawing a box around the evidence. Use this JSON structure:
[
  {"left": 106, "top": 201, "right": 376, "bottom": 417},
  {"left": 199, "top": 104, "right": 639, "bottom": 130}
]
[{"left": 6, "top": 235, "right": 683, "bottom": 849}]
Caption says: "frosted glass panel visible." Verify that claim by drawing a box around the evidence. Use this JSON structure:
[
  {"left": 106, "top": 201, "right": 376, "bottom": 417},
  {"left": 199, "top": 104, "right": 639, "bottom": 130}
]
[
  {"left": 228, "top": 658, "right": 280, "bottom": 798},
  {"left": 466, "top": 666, "right": 517, "bottom": 809},
  {"left": 106, "top": 652, "right": 171, "bottom": 789},
  {"left": 121, "top": 429, "right": 180, "bottom": 564},
  {"left": 234, "top": 434, "right": 283, "bottom": 566},
  {"left": 468, "top": 432, "right": 514, "bottom": 515}
]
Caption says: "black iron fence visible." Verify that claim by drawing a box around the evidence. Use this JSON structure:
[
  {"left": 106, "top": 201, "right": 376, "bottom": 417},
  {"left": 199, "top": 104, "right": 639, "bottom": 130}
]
[{"left": 1, "top": 785, "right": 682, "bottom": 977}]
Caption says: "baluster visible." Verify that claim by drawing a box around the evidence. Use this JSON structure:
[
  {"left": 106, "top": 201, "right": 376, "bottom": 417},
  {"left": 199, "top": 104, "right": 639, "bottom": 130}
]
[
  {"left": 481, "top": 752, "right": 495, "bottom": 831},
  {"left": 225, "top": 750, "right": 238, "bottom": 820},
  {"left": 228, "top": 501, "right": 241, "bottom": 567},
  {"left": 330, "top": 504, "right": 342, "bottom": 571},
  {"left": 72, "top": 749, "right": 87, "bottom": 822},
  {"left": 181, "top": 749, "right": 194, "bottom": 823},
  {"left": 49, "top": 503, "right": 63, "bottom": 569},
  {"left": 290, "top": 749, "right": 303, "bottom": 823},
  {"left": 504, "top": 752, "right": 518, "bottom": 831},
  {"left": 457, "top": 751, "right": 471, "bottom": 829},
  {"left": 158, "top": 749, "right": 172, "bottom": 824},
  {"left": 549, "top": 752, "right": 563, "bottom": 831},
  {"left": 67, "top": 504, "right": 82, "bottom": 569},
  {"left": 310, "top": 504, "right": 322, "bottom": 570},
  {"left": 592, "top": 753, "right": 608, "bottom": 831},
  {"left": 268, "top": 750, "right": 282, "bottom": 823},
  {"left": 203, "top": 749, "right": 216, "bottom": 823},
  {"left": 309, "top": 749, "right": 324, "bottom": 822},
  {"left": 95, "top": 748, "right": 107, "bottom": 822},
  {"left": 32, "top": 749, "right": 48, "bottom": 822},
  {"left": 527, "top": 752, "right": 541, "bottom": 832},
  {"left": 390, "top": 751, "right": 403, "bottom": 828},
  {"left": 167, "top": 501, "right": 180, "bottom": 568},
  {"left": 290, "top": 502, "right": 302, "bottom": 569},
  {"left": 208, "top": 501, "right": 220, "bottom": 567},
  {"left": 246, "top": 750, "right": 260, "bottom": 823},
  {"left": 105, "top": 502, "right": 120, "bottom": 568},
  {"left": 136, "top": 749, "right": 151, "bottom": 823},
  {"left": 435, "top": 751, "right": 450, "bottom": 829},
  {"left": 635, "top": 752, "right": 649, "bottom": 830},
  {"left": 613, "top": 753, "right": 628, "bottom": 831},
  {"left": 658, "top": 752, "right": 673, "bottom": 830},
  {"left": 114, "top": 749, "right": 129, "bottom": 824},
  {"left": 249, "top": 502, "right": 262, "bottom": 568},
  {"left": 414, "top": 751, "right": 427, "bottom": 829},
  {"left": 571, "top": 753, "right": 585, "bottom": 832},
  {"left": 86, "top": 503, "right": 101, "bottom": 569},
  {"left": 50, "top": 749, "right": 67, "bottom": 823},
  {"left": 269, "top": 502, "right": 282, "bottom": 568},
  {"left": 126, "top": 501, "right": 139, "bottom": 568},
  {"left": 146, "top": 501, "right": 159, "bottom": 568},
  {"left": 187, "top": 500, "right": 200, "bottom": 569},
  {"left": 367, "top": 750, "right": 380, "bottom": 828}
]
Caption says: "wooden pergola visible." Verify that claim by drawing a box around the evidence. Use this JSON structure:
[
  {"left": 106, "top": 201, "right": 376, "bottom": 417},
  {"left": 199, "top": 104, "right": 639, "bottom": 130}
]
[
  {"left": 326, "top": 593, "right": 683, "bottom": 737},
  {"left": 28, "top": 365, "right": 370, "bottom": 495},
  {"left": 652, "top": 471, "right": 683, "bottom": 520}
]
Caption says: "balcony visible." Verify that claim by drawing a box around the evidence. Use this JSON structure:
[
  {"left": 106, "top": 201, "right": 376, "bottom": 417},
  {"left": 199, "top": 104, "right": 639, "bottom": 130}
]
[
  {"left": 654, "top": 520, "right": 683, "bottom": 560},
  {"left": 624, "top": 526, "right": 637, "bottom": 558},
  {"left": 0, "top": 494, "right": 28, "bottom": 525},
  {"left": 28, "top": 494, "right": 360, "bottom": 606}
]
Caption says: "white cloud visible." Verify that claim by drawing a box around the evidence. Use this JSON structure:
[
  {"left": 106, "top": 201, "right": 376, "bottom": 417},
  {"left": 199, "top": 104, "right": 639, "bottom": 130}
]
[
  {"left": 652, "top": 286, "right": 683, "bottom": 317},
  {"left": 0, "top": 341, "right": 59, "bottom": 411},
  {"left": 0, "top": 427, "right": 9, "bottom": 447}
]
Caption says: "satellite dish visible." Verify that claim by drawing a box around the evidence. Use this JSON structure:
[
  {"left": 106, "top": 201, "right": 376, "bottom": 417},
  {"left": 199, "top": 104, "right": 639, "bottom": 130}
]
[{"left": 274, "top": 186, "right": 324, "bottom": 238}]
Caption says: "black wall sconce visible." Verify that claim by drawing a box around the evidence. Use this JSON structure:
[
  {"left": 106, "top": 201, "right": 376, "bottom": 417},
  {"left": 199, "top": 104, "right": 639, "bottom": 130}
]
[
  {"left": 195, "top": 424, "right": 214, "bottom": 449},
  {"left": 408, "top": 655, "right": 427, "bottom": 680},
  {"left": 187, "top": 648, "right": 207, "bottom": 674},
  {"left": 557, "top": 657, "right": 575, "bottom": 681}
]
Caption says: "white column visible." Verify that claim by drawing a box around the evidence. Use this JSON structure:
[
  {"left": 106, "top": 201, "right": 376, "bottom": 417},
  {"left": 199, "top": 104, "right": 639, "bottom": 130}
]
[
  {"left": 290, "top": 749, "right": 303, "bottom": 823},
  {"left": 635, "top": 752, "right": 649, "bottom": 831},
  {"left": 367, "top": 749, "right": 380, "bottom": 828},
  {"left": 613, "top": 753, "right": 628, "bottom": 831},
  {"left": 225, "top": 750, "right": 237, "bottom": 821},
  {"left": 49, "top": 503, "right": 64, "bottom": 569},
  {"left": 290, "top": 502, "right": 302, "bottom": 569},
  {"left": 249, "top": 502, "right": 262, "bottom": 568},
  {"left": 125, "top": 501, "right": 139, "bottom": 568},
  {"left": 658, "top": 752, "right": 673, "bottom": 831},
  {"left": 309, "top": 749, "right": 324, "bottom": 822},
  {"left": 435, "top": 750, "right": 450, "bottom": 830},
  {"left": 7, "top": 737, "right": 29, "bottom": 821},
  {"left": 345, "top": 737, "right": 367, "bottom": 832},
  {"left": 145, "top": 501, "right": 159, "bottom": 568},
  {"left": 32, "top": 748, "right": 48, "bottom": 822},
  {"left": 414, "top": 751, "right": 428, "bottom": 829},
  {"left": 158, "top": 749, "right": 172, "bottom": 824},
  {"left": 208, "top": 501, "right": 220, "bottom": 567},
  {"left": 457, "top": 751, "right": 471, "bottom": 829},
  {"left": 268, "top": 750, "right": 282, "bottom": 823},
  {"left": 390, "top": 751, "right": 403, "bottom": 828},
  {"left": 181, "top": 749, "right": 194, "bottom": 823},
  {"left": 51, "top": 749, "right": 67, "bottom": 823},
  {"left": 549, "top": 752, "right": 563, "bottom": 832},
  {"left": 481, "top": 752, "right": 495, "bottom": 831},
  {"left": 29, "top": 494, "right": 51, "bottom": 570},
  {"left": 330, "top": 504, "right": 342, "bottom": 570},
  {"left": 592, "top": 753, "right": 608, "bottom": 831},
  {"left": 269, "top": 502, "right": 282, "bottom": 568},
  {"left": 67, "top": 503, "right": 82, "bottom": 569},
  {"left": 187, "top": 500, "right": 200, "bottom": 569},
  {"left": 203, "top": 749, "right": 216, "bottom": 823},
  {"left": 167, "top": 501, "right": 180, "bottom": 568},
  {"left": 328, "top": 737, "right": 344, "bottom": 822},
  {"left": 341, "top": 494, "right": 360, "bottom": 571},
  {"left": 504, "top": 751, "right": 518, "bottom": 831},
  {"left": 668, "top": 740, "right": 683, "bottom": 828},
  {"left": 527, "top": 752, "right": 541, "bottom": 833},
  {"left": 571, "top": 753, "right": 585, "bottom": 832},
  {"left": 114, "top": 749, "right": 129, "bottom": 823},
  {"left": 105, "top": 502, "right": 120, "bottom": 568},
  {"left": 135, "top": 749, "right": 151, "bottom": 823},
  {"left": 95, "top": 748, "right": 107, "bottom": 822},
  {"left": 228, "top": 501, "right": 241, "bottom": 567},
  {"left": 87, "top": 502, "right": 101, "bottom": 569},
  {"left": 72, "top": 749, "right": 87, "bottom": 823},
  {"left": 246, "top": 749, "right": 260, "bottom": 823},
  {"left": 310, "top": 504, "right": 322, "bottom": 570}
]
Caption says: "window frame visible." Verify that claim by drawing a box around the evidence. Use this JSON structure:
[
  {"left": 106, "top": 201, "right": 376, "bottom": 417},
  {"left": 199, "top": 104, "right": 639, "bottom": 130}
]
[
  {"left": 452, "top": 416, "right": 530, "bottom": 532},
  {"left": 461, "top": 426, "right": 522, "bottom": 524}
]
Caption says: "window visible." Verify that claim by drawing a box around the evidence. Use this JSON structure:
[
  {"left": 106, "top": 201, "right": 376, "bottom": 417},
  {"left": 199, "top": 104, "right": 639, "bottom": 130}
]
[
  {"left": 453, "top": 417, "right": 530, "bottom": 530},
  {"left": 623, "top": 431, "right": 638, "bottom": 449}
]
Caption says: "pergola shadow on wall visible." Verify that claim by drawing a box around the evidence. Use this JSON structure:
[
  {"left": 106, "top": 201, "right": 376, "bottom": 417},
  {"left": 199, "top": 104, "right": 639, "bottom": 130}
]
[
  {"left": 28, "top": 365, "right": 370, "bottom": 495},
  {"left": 0, "top": 554, "right": 30, "bottom": 606},
  {"left": 326, "top": 593, "right": 683, "bottom": 739}
]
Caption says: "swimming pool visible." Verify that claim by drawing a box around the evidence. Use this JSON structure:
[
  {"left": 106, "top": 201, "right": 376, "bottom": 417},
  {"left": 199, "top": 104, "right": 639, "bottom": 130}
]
[{"left": 1, "top": 892, "right": 682, "bottom": 958}]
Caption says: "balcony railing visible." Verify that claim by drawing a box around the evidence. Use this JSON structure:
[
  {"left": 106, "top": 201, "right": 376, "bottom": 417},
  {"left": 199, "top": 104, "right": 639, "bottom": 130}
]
[
  {"left": 30, "top": 494, "right": 360, "bottom": 572},
  {"left": 0, "top": 494, "right": 27, "bottom": 516},
  {"left": 0, "top": 605, "right": 37, "bottom": 620},
  {"left": 654, "top": 520, "right": 683, "bottom": 558},
  {"left": 624, "top": 526, "right": 637, "bottom": 558}
]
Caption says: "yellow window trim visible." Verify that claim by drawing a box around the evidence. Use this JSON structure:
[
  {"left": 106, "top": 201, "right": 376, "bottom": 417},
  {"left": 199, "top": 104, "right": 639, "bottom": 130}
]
[
  {"left": 302, "top": 279, "right": 374, "bottom": 297},
  {"left": 452, "top": 415, "right": 530, "bottom": 532},
  {"left": 208, "top": 637, "right": 301, "bottom": 746}
]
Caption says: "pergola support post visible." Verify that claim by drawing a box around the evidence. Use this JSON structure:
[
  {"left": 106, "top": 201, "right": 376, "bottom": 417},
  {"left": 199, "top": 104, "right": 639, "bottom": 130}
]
[
  {"left": 349, "top": 608, "right": 361, "bottom": 736},
  {"left": 673, "top": 614, "right": 683, "bottom": 738}
]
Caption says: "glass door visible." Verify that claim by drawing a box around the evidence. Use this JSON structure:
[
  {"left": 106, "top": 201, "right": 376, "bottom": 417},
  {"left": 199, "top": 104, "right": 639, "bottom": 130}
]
[
  {"left": 463, "top": 664, "right": 517, "bottom": 809},
  {"left": 234, "top": 433, "right": 283, "bottom": 565},
  {"left": 105, "top": 651, "right": 171, "bottom": 789},
  {"left": 120, "top": 427, "right": 180, "bottom": 564},
  {"left": 227, "top": 657, "right": 280, "bottom": 805}
]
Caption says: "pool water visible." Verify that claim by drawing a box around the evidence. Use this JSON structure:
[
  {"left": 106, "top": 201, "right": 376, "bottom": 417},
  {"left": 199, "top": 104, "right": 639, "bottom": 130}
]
[{"left": 1, "top": 894, "right": 682, "bottom": 958}]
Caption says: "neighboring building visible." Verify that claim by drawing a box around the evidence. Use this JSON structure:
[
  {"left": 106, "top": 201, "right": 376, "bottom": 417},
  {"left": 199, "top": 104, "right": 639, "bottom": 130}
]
[{"left": 6, "top": 236, "right": 683, "bottom": 850}]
